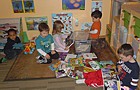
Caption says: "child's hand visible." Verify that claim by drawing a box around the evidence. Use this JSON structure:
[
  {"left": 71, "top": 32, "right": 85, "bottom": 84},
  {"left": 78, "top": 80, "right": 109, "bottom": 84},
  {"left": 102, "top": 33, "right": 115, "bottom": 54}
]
[
  {"left": 64, "top": 46, "right": 69, "bottom": 50},
  {"left": 45, "top": 54, "right": 50, "bottom": 59},
  {"left": 51, "top": 50, "right": 56, "bottom": 55},
  {"left": 117, "top": 65, "right": 122, "bottom": 73}
]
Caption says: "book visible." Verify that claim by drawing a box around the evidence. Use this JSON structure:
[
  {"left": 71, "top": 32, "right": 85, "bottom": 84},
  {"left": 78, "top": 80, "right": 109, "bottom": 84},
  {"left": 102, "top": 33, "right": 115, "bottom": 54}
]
[
  {"left": 104, "top": 79, "right": 120, "bottom": 90},
  {"left": 55, "top": 70, "right": 67, "bottom": 78},
  {"left": 82, "top": 53, "right": 97, "bottom": 60},
  {"left": 64, "top": 54, "right": 77, "bottom": 62},
  {"left": 68, "top": 57, "right": 84, "bottom": 67},
  {"left": 88, "top": 61, "right": 101, "bottom": 70},
  {"left": 100, "top": 61, "right": 116, "bottom": 69}
]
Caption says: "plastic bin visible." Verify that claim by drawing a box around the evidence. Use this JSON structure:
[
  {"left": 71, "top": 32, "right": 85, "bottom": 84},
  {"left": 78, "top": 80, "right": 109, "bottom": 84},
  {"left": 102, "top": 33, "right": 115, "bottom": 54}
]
[
  {"left": 123, "top": 10, "right": 130, "bottom": 21},
  {"left": 132, "top": 35, "right": 139, "bottom": 56},
  {"left": 134, "top": 17, "right": 140, "bottom": 26},
  {"left": 75, "top": 40, "right": 91, "bottom": 54},
  {"left": 124, "top": 19, "right": 129, "bottom": 29},
  {"left": 119, "top": 26, "right": 128, "bottom": 44},
  {"left": 113, "top": 33, "right": 118, "bottom": 50},
  {"left": 71, "top": 31, "right": 89, "bottom": 41},
  {"left": 134, "top": 25, "right": 140, "bottom": 38}
]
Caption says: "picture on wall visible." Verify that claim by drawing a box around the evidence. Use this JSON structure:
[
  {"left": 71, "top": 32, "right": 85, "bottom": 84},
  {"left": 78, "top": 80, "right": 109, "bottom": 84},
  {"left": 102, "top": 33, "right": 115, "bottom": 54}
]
[
  {"left": 25, "top": 17, "right": 48, "bottom": 30},
  {"left": 0, "top": 18, "right": 21, "bottom": 49},
  {"left": 52, "top": 13, "right": 73, "bottom": 34},
  {"left": 62, "top": 0, "right": 85, "bottom": 10},
  {"left": 12, "top": 0, "right": 24, "bottom": 13},
  {"left": 91, "top": 0, "right": 102, "bottom": 12},
  {"left": 23, "top": 0, "right": 35, "bottom": 13}
]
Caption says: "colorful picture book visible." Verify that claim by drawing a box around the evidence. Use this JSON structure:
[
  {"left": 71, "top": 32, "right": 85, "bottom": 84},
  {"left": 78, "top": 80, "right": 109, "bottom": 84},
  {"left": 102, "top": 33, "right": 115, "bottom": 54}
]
[
  {"left": 101, "top": 61, "right": 120, "bottom": 90},
  {"left": 88, "top": 61, "right": 101, "bottom": 70},
  {"left": 68, "top": 57, "right": 84, "bottom": 67},
  {"left": 65, "top": 54, "right": 77, "bottom": 62},
  {"left": 99, "top": 61, "right": 116, "bottom": 69},
  {"left": 82, "top": 53, "right": 97, "bottom": 60},
  {"left": 55, "top": 70, "right": 67, "bottom": 78}
]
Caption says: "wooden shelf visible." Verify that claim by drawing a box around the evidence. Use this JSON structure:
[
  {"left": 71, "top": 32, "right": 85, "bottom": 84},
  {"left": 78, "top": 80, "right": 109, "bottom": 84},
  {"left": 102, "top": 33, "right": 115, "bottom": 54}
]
[
  {"left": 122, "top": 2, "right": 140, "bottom": 18},
  {"left": 114, "top": 16, "right": 120, "bottom": 24}
]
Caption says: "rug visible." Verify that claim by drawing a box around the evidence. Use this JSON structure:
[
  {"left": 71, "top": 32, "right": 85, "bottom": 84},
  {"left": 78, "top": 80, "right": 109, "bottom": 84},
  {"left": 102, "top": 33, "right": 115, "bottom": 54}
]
[
  {"left": 5, "top": 50, "right": 58, "bottom": 81},
  {"left": 5, "top": 38, "right": 118, "bottom": 81}
]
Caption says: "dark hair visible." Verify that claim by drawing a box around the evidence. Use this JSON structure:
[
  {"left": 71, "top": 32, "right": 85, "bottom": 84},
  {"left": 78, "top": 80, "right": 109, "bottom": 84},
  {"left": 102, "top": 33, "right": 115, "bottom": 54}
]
[
  {"left": 117, "top": 43, "right": 134, "bottom": 57},
  {"left": 7, "top": 29, "right": 17, "bottom": 35},
  {"left": 52, "top": 20, "right": 64, "bottom": 35},
  {"left": 38, "top": 22, "right": 49, "bottom": 32},
  {"left": 91, "top": 10, "right": 102, "bottom": 19}
]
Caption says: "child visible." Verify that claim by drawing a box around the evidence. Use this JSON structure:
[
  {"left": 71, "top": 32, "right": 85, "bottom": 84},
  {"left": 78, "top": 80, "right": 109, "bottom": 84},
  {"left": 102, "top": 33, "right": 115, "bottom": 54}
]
[
  {"left": 89, "top": 10, "right": 102, "bottom": 39},
  {"left": 117, "top": 43, "right": 139, "bottom": 90},
  {"left": 52, "top": 20, "right": 69, "bottom": 60},
  {"left": 35, "top": 22, "right": 59, "bottom": 64},
  {"left": 0, "top": 29, "right": 22, "bottom": 62}
]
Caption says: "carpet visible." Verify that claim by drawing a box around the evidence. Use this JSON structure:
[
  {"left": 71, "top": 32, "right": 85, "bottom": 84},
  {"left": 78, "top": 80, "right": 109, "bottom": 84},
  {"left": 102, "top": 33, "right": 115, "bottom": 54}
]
[
  {"left": 5, "top": 50, "right": 58, "bottom": 81},
  {"left": 5, "top": 38, "right": 118, "bottom": 81}
]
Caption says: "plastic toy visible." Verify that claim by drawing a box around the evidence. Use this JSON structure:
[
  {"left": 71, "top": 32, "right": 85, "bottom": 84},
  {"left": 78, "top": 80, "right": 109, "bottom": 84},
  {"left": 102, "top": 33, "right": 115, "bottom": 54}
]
[{"left": 24, "top": 42, "right": 35, "bottom": 54}]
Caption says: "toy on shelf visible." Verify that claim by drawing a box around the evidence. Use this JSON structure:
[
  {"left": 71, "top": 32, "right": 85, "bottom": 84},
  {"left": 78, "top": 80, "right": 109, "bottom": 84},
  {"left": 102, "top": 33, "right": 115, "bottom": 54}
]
[{"left": 24, "top": 42, "right": 35, "bottom": 54}]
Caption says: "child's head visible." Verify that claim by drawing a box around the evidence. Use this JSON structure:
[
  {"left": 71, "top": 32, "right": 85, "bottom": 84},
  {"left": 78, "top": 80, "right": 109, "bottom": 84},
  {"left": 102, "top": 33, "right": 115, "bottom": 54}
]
[
  {"left": 7, "top": 29, "right": 17, "bottom": 41},
  {"left": 91, "top": 10, "right": 102, "bottom": 22},
  {"left": 117, "top": 43, "right": 134, "bottom": 62},
  {"left": 52, "top": 20, "right": 64, "bottom": 35},
  {"left": 38, "top": 22, "right": 50, "bottom": 38}
]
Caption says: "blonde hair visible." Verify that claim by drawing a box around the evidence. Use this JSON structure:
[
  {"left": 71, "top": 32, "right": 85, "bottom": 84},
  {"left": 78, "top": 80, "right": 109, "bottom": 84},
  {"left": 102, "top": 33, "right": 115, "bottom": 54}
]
[{"left": 52, "top": 20, "right": 64, "bottom": 35}]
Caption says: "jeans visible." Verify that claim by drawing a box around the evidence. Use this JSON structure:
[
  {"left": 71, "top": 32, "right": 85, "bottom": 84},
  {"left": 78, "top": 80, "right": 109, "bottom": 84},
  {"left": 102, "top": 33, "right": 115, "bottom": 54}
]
[{"left": 4, "top": 49, "right": 22, "bottom": 60}]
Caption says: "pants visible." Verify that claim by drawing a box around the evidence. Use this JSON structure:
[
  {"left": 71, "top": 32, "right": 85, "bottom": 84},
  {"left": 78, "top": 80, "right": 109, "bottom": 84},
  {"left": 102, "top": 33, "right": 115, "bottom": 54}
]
[
  {"left": 59, "top": 52, "right": 68, "bottom": 60},
  {"left": 46, "top": 51, "right": 59, "bottom": 63},
  {"left": 4, "top": 49, "right": 22, "bottom": 60}
]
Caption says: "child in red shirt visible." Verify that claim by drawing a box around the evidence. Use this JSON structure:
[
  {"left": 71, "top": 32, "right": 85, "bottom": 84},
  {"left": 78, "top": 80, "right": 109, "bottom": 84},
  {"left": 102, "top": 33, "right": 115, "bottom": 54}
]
[{"left": 90, "top": 10, "right": 102, "bottom": 39}]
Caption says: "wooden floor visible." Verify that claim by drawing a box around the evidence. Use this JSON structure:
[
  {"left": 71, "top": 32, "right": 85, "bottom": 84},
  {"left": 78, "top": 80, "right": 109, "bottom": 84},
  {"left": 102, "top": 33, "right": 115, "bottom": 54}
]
[{"left": 0, "top": 38, "right": 139, "bottom": 90}]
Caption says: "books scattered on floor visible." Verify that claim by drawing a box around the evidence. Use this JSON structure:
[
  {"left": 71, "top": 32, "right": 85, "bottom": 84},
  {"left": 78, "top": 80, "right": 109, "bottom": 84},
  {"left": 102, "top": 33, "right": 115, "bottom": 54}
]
[
  {"left": 64, "top": 54, "right": 77, "bottom": 62},
  {"left": 82, "top": 53, "right": 97, "bottom": 60},
  {"left": 88, "top": 61, "right": 102, "bottom": 70},
  {"left": 48, "top": 53, "right": 120, "bottom": 89}
]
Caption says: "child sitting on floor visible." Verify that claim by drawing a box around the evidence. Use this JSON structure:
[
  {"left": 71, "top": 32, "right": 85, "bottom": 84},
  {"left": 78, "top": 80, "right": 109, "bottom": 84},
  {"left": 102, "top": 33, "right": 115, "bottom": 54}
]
[
  {"left": 0, "top": 29, "right": 23, "bottom": 63},
  {"left": 35, "top": 22, "right": 59, "bottom": 64},
  {"left": 52, "top": 20, "right": 70, "bottom": 60}
]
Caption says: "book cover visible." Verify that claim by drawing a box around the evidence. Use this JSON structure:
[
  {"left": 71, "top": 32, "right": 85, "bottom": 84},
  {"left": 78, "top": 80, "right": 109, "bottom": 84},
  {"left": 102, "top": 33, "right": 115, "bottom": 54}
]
[
  {"left": 82, "top": 53, "right": 97, "bottom": 60},
  {"left": 88, "top": 61, "right": 101, "bottom": 70},
  {"left": 64, "top": 54, "right": 77, "bottom": 62},
  {"left": 68, "top": 57, "right": 84, "bottom": 67},
  {"left": 55, "top": 70, "right": 67, "bottom": 78}
]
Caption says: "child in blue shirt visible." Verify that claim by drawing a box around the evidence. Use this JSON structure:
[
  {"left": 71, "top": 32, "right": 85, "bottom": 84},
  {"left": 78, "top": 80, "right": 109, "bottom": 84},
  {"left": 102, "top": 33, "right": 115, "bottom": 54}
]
[
  {"left": 117, "top": 43, "right": 139, "bottom": 90},
  {"left": 35, "top": 23, "right": 59, "bottom": 64}
]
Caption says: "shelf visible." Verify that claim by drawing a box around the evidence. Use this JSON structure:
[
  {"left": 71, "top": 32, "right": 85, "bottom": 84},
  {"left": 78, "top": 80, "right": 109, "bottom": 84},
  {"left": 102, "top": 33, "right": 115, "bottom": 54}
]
[
  {"left": 122, "top": 2, "right": 140, "bottom": 18},
  {"left": 113, "top": 16, "right": 120, "bottom": 24}
]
